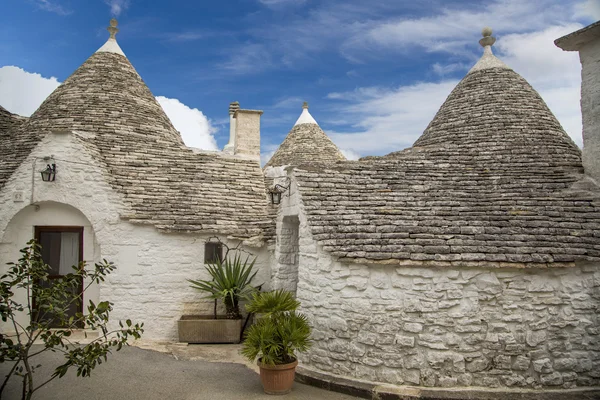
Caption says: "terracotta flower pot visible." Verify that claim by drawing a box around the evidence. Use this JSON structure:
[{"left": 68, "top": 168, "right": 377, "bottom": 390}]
[{"left": 258, "top": 359, "right": 298, "bottom": 395}]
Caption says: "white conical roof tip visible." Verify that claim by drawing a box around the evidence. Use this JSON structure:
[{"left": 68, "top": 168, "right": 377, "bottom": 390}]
[
  {"left": 468, "top": 26, "right": 510, "bottom": 74},
  {"left": 96, "top": 18, "right": 126, "bottom": 56},
  {"left": 294, "top": 102, "right": 318, "bottom": 126}
]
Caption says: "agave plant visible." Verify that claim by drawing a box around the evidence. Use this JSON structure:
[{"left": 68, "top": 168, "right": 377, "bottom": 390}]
[
  {"left": 242, "top": 290, "right": 312, "bottom": 365},
  {"left": 188, "top": 253, "right": 258, "bottom": 319}
]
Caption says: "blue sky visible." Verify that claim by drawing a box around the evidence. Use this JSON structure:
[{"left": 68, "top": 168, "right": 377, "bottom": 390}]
[{"left": 1, "top": 0, "right": 598, "bottom": 163}]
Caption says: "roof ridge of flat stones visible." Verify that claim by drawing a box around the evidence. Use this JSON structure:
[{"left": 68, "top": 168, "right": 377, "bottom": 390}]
[{"left": 265, "top": 114, "right": 346, "bottom": 168}]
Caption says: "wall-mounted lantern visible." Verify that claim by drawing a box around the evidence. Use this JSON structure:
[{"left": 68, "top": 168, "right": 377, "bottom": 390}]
[
  {"left": 269, "top": 184, "right": 289, "bottom": 205},
  {"left": 40, "top": 164, "right": 56, "bottom": 182}
]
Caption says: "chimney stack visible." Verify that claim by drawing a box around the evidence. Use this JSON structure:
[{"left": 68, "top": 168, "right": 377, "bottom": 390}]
[
  {"left": 556, "top": 22, "right": 600, "bottom": 184},
  {"left": 223, "top": 101, "right": 240, "bottom": 154},
  {"left": 233, "top": 109, "right": 263, "bottom": 161}
]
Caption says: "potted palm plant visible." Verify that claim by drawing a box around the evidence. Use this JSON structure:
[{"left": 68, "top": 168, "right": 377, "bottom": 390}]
[
  {"left": 178, "top": 252, "right": 258, "bottom": 344},
  {"left": 242, "top": 290, "right": 312, "bottom": 395}
]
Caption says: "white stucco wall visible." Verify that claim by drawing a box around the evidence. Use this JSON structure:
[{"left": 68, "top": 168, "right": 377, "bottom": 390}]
[
  {"left": 276, "top": 174, "right": 600, "bottom": 390},
  {"left": 579, "top": 39, "right": 600, "bottom": 184},
  {"left": 0, "top": 131, "right": 271, "bottom": 341}
]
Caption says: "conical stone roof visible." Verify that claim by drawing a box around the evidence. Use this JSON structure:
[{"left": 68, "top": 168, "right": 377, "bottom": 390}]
[
  {"left": 0, "top": 106, "right": 26, "bottom": 137},
  {"left": 411, "top": 28, "right": 580, "bottom": 165},
  {"left": 264, "top": 102, "right": 346, "bottom": 168},
  {"left": 0, "top": 20, "right": 271, "bottom": 239},
  {"left": 290, "top": 29, "right": 599, "bottom": 267},
  {"left": 22, "top": 20, "right": 183, "bottom": 146},
  {"left": 1, "top": 19, "right": 184, "bottom": 190}
]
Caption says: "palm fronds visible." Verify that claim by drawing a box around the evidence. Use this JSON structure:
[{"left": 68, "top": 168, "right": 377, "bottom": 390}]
[
  {"left": 245, "top": 289, "right": 299, "bottom": 315},
  {"left": 188, "top": 253, "right": 258, "bottom": 319},
  {"left": 242, "top": 290, "right": 312, "bottom": 366}
]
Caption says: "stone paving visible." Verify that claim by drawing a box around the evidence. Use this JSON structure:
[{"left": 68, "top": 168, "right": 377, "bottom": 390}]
[{"left": 0, "top": 342, "right": 359, "bottom": 400}]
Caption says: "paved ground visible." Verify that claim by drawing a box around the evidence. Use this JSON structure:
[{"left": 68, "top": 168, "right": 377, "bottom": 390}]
[{"left": 0, "top": 344, "right": 359, "bottom": 400}]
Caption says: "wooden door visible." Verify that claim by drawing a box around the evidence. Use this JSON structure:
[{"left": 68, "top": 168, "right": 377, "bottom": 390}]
[{"left": 34, "top": 227, "right": 84, "bottom": 328}]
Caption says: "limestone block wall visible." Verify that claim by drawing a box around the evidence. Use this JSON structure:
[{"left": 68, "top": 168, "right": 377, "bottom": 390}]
[
  {"left": 272, "top": 215, "right": 300, "bottom": 292},
  {"left": 297, "top": 258, "right": 600, "bottom": 389},
  {"left": 0, "top": 132, "right": 272, "bottom": 341},
  {"left": 276, "top": 173, "right": 600, "bottom": 390}
]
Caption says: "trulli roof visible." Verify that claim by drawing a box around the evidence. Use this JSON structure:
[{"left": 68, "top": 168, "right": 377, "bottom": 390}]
[
  {"left": 0, "top": 106, "right": 27, "bottom": 138},
  {"left": 264, "top": 103, "right": 346, "bottom": 168},
  {"left": 292, "top": 29, "right": 600, "bottom": 267},
  {"left": 0, "top": 20, "right": 271, "bottom": 240}
]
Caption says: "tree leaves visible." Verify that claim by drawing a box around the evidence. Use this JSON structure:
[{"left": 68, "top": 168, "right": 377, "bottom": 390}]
[{"left": 0, "top": 240, "right": 144, "bottom": 399}]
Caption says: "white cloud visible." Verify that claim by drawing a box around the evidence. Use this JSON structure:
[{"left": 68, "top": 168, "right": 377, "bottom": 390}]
[
  {"left": 258, "top": 0, "right": 306, "bottom": 7},
  {"left": 163, "top": 31, "right": 207, "bottom": 42},
  {"left": 272, "top": 96, "right": 304, "bottom": 109},
  {"left": 574, "top": 0, "right": 600, "bottom": 19},
  {"left": 105, "top": 0, "right": 130, "bottom": 17},
  {"left": 341, "top": 0, "right": 574, "bottom": 60},
  {"left": 339, "top": 148, "right": 360, "bottom": 160},
  {"left": 327, "top": 80, "right": 458, "bottom": 154},
  {"left": 219, "top": 43, "right": 273, "bottom": 75},
  {"left": 0, "top": 65, "right": 218, "bottom": 151},
  {"left": 0, "top": 66, "right": 60, "bottom": 116},
  {"left": 35, "top": 0, "right": 72, "bottom": 15},
  {"left": 156, "top": 96, "right": 218, "bottom": 151},
  {"left": 432, "top": 62, "right": 469, "bottom": 76}
]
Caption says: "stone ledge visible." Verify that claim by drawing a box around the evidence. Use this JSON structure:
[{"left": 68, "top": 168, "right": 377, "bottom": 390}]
[{"left": 295, "top": 367, "right": 600, "bottom": 400}]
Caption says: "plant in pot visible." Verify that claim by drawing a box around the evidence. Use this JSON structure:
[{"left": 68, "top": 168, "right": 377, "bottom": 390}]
[
  {"left": 178, "top": 252, "right": 258, "bottom": 344},
  {"left": 242, "top": 289, "right": 312, "bottom": 395}
]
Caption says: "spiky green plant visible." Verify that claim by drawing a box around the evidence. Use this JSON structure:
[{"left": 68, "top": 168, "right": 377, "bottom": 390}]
[
  {"left": 242, "top": 290, "right": 311, "bottom": 366},
  {"left": 188, "top": 253, "right": 258, "bottom": 319}
]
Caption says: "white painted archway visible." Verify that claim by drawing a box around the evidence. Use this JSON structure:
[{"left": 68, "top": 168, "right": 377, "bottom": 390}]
[{"left": 0, "top": 201, "right": 101, "bottom": 332}]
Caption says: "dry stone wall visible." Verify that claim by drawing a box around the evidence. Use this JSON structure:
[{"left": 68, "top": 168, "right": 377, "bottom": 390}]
[
  {"left": 297, "top": 249, "right": 600, "bottom": 389},
  {"left": 272, "top": 215, "right": 300, "bottom": 292},
  {"left": 277, "top": 176, "right": 600, "bottom": 390}
]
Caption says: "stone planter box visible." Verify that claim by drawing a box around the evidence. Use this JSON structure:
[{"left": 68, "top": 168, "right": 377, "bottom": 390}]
[{"left": 178, "top": 315, "right": 242, "bottom": 344}]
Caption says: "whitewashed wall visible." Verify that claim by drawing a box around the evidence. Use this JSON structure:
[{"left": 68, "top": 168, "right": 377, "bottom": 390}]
[
  {"left": 276, "top": 173, "right": 600, "bottom": 389},
  {"left": 0, "top": 132, "right": 271, "bottom": 340},
  {"left": 579, "top": 38, "right": 600, "bottom": 184}
]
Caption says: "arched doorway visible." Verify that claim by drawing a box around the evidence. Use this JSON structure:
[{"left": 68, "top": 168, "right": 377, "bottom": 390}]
[{"left": 0, "top": 201, "right": 100, "bottom": 331}]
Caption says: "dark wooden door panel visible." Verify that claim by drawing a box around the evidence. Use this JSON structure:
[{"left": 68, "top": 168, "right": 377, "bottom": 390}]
[{"left": 34, "top": 227, "right": 84, "bottom": 328}]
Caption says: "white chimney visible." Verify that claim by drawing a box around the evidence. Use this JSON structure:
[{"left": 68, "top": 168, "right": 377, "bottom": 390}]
[
  {"left": 556, "top": 22, "right": 600, "bottom": 184},
  {"left": 233, "top": 109, "right": 262, "bottom": 161},
  {"left": 223, "top": 101, "right": 239, "bottom": 155}
]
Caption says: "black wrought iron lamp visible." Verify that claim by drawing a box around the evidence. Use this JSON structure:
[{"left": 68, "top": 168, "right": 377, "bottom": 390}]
[
  {"left": 269, "top": 184, "right": 289, "bottom": 205},
  {"left": 40, "top": 163, "right": 56, "bottom": 182}
]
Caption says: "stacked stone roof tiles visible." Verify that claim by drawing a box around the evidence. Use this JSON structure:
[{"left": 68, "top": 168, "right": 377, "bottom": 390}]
[
  {"left": 0, "top": 106, "right": 31, "bottom": 189},
  {"left": 0, "top": 27, "right": 271, "bottom": 240},
  {"left": 0, "top": 106, "right": 27, "bottom": 137},
  {"left": 265, "top": 106, "right": 346, "bottom": 168},
  {"left": 293, "top": 32, "right": 600, "bottom": 267}
]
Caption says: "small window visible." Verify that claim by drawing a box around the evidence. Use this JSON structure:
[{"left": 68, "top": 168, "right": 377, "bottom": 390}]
[{"left": 204, "top": 242, "right": 223, "bottom": 264}]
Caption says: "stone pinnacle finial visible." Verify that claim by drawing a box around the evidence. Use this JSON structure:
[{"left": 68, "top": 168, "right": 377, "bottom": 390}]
[
  {"left": 302, "top": 101, "right": 309, "bottom": 109},
  {"left": 108, "top": 18, "right": 119, "bottom": 40},
  {"left": 479, "top": 27, "right": 496, "bottom": 47}
]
